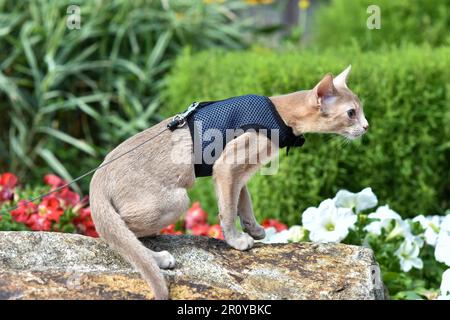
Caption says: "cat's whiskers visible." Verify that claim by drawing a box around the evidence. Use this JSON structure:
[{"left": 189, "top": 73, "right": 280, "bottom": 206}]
[{"left": 333, "top": 134, "right": 352, "bottom": 151}]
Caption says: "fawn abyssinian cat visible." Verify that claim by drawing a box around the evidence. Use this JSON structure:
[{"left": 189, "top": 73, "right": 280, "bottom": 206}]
[{"left": 89, "top": 66, "right": 368, "bottom": 299}]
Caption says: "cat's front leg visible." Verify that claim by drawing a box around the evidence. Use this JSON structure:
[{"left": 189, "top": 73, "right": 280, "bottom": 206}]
[
  {"left": 213, "top": 131, "right": 278, "bottom": 250},
  {"left": 212, "top": 132, "right": 264, "bottom": 251},
  {"left": 238, "top": 185, "right": 265, "bottom": 240}
]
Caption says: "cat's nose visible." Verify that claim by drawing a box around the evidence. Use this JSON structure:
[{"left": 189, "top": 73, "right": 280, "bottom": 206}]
[{"left": 363, "top": 124, "right": 369, "bottom": 131}]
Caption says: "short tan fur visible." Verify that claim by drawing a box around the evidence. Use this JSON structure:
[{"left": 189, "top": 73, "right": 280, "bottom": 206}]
[{"left": 89, "top": 66, "right": 368, "bottom": 299}]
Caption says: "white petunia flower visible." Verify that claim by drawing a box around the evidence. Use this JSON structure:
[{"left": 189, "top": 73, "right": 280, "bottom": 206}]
[
  {"left": 333, "top": 187, "right": 378, "bottom": 213},
  {"left": 288, "top": 225, "right": 306, "bottom": 242},
  {"left": 435, "top": 216, "right": 450, "bottom": 266},
  {"left": 260, "top": 227, "right": 280, "bottom": 244},
  {"left": 395, "top": 238, "right": 424, "bottom": 272},
  {"left": 270, "top": 230, "right": 291, "bottom": 243},
  {"left": 364, "top": 205, "right": 402, "bottom": 236},
  {"left": 413, "top": 215, "right": 442, "bottom": 246},
  {"left": 405, "top": 233, "right": 425, "bottom": 249},
  {"left": 260, "top": 225, "right": 306, "bottom": 244},
  {"left": 438, "top": 269, "right": 450, "bottom": 300},
  {"left": 386, "top": 219, "right": 414, "bottom": 241},
  {"left": 302, "top": 199, "right": 357, "bottom": 243},
  {"left": 259, "top": 227, "right": 290, "bottom": 244}
]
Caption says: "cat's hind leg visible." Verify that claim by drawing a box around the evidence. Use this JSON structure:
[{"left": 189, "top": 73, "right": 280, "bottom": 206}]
[{"left": 119, "top": 187, "right": 190, "bottom": 269}]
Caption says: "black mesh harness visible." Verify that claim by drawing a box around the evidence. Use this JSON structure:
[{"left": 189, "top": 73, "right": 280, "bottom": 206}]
[{"left": 168, "top": 94, "right": 305, "bottom": 177}]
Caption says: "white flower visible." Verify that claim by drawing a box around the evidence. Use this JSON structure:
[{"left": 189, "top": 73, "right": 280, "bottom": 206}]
[
  {"left": 302, "top": 199, "right": 357, "bottom": 243},
  {"left": 333, "top": 187, "right": 378, "bottom": 213},
  {"left": 260, "top": 227, "right": 290, "bottom": 244},
  {"left": 288, "top": 225, "right": 306, "bottom": 242},
  {"left": 260, "top": 225, "right": 306, "bottom": 244},
  {"left": 413, "top": 215, "right": 442, "bottom": 246},
  {"left": 395, "top": 238, "right": 423, "bottom": 272},
  {"left": 405, "top": 233, "right": 425, "bottom": 249},
  {"left": 438, "top": 269, "right": 450, "bottom": 300},
  {"left": 435, "top": 215, "right": 450, "bottom": 266},
  {"left": 364, "top": 205, "right": 402, "bottom": 235},
  {"left": 270, "top": 230, "right": 290, "bottom": 243},
  {"left": 260, "top": 227, "right": 280, "bottom": 244},
  {"left": 386, "top": 219, "right": 414, "bottom": 241}
]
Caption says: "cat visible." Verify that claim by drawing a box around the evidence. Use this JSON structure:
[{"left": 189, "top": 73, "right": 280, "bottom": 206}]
[{"left": 89, "top": 65, "right": 369, "bottom": 300}]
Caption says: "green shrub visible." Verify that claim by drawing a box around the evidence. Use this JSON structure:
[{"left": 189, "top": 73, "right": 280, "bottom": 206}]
[
  {"left": 313, "top": 0, "right": 450, "bottom": 50},
  {"left": 163, "top": 46, "right": 450, "bottom": 224},
  {"left": 0, "top": 0, "right": 251, "bottom": 190}
]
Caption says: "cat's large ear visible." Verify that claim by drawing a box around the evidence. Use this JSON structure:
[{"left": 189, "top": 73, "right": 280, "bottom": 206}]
[
  {"left": 333, "top": 65, "right": 351, "bottom": 89},
  {"left": 314, "top": 73, "right": 336, "bottom": 102}
]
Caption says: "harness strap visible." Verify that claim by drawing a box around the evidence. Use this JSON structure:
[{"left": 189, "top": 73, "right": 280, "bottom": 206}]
[{"left": 169, "top": 99, "right": 306, "bottom": 158}]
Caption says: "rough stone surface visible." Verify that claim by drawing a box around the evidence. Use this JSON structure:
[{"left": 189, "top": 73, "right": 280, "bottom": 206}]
[{"left": 0, "top": 231, "right": 386, "bottom": 300}]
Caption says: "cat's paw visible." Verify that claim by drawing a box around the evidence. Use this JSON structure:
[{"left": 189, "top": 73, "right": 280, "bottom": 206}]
[
  {"left": 244, "top": 225, "right": 266, "bottom": 240},
  {"left": 153, "top": 250, "right": 176, "bottom": 269},
  {"left": 226, "top": 233, "right": 254, "bottom": 251}
]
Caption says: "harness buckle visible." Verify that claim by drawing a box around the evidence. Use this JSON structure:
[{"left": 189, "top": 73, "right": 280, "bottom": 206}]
[
  {"left": 180, "top": 102, "right": 200, "bottom": 119},
  {"left": 167, "top": 102, "right": 200, "bottom": 131}
]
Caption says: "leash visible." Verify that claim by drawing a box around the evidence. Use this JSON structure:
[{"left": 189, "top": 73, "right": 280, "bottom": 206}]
[{"left": 0, "top": 102, "right": 200, "bottom": 216}]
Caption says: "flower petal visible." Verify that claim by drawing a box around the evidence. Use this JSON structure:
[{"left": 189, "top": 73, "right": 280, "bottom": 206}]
[
  {"left": 368, "top": 205, "right": 401, "bottom": 221},
  {"left": 288, "top": 225, "right": 305, "bottom": 242},
  {"left": 301, "top": 207, "right": 321, "bottom": 231},
  {"left": 333, "top": 190, "right": 356, "bottom": 209},
  {"left": 355, "top": 187, "right": 378, "bottom": 212},
  {"left": 364, "top": 221, "right": 383, "bottom": 235},
  {"left": 440, "top": 269, "right": 450, "bottom": 296},
  {"left": 435, "top": 228, "right": 450, "bottom": 266}
]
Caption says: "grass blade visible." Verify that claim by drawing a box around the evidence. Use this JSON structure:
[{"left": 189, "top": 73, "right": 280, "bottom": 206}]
[
  {"left": 37, "top": 148, "right": 81, "bottom": 194},
  {"left": 36, "top": 127, "right": 97, "bottom": 156}
]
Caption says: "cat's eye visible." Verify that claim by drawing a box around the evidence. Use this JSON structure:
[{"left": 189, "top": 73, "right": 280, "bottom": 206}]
[{"left": 347, "top": 109, "right": 356, "bottom": 118}]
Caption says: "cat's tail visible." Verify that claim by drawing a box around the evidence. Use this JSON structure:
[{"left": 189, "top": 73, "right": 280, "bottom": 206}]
[{"left": 89, "top": 186, "right": 168, "bottom": 300}]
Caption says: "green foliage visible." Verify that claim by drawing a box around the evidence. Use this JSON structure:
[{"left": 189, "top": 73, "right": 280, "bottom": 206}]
[
  {"left": 0, "top": 0, "right": 251, "bottom": 191},
  {"left": 0, "top": 212, "right": 29, "bottom": 231},
  {"left": 313, "top": 0, "right": 450, "bottom": 50},
  {"left": 0, "top": 184, "right": 47, "bottom": 231},
  {"left": 163, "top": 46, "right": 450, "bottom": 224},
  {"left": 363, "top": 221, "right": 446, "bottom": 300}
]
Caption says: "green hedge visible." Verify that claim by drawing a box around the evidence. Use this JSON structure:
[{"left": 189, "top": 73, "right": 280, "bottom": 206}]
[
  {"left": 163, "top": 46, "right": 450, "bottom": 225},
  {"left": 314, "top": 0, "right": 450, "bottom": 50}
]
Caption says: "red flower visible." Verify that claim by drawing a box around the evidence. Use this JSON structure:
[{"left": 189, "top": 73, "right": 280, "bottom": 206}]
[
  {"left": 160, "top": 224, "right": 183, "bottom": 235},
  {"left": 11, "top": 201, "right": 37, "bottom": 223},
  {"left": 73, "top": 207, "right": 99, "bottom": 238},
  {"left": 58, "top": 187, "right": 81, "bottom": 208},
  {"left": 0, "top": 189, "right": 13, "bottom": 202},
  {"left": 190, "top": 223, "right": 210, "bottom": 236},
  {"left": 12, "top": 197, "right": 64, "bottom": 231},
  {"left": 208, "top": 224, "right": 224, "bottom": 240},
  {"left": 43, "top": 174, "right": 66, "bottom": 189},
  {"left": 0, "top": 173, "right": 18, "bottom": 188},
  {"left": 44, "top": 174, "right": 82, "bottom": 209},
  {"left": 185, "top": 202, "right": 208, "bottom": 229},
  {"left": 27, "top": 214, "right": 52, "bottom": 231},
  {"left": 262, "top": 218, "right": 287, "bottom": 232},
  {"left": 0, "top": 172, "right": 18, "bottom": 203},
  {"left": 84, "top": 228, "right": 99, "bottom": 238},
  {"left": 38, "top": 197, "right": 64, "bottom": 222}
]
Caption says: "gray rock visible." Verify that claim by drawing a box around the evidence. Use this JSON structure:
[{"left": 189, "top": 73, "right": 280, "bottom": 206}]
[{"left": 0, "top": 231, "right": 386, "bottom": 299}]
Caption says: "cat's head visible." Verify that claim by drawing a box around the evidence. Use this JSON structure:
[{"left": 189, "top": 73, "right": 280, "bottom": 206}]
[{"left": 310, "top": 65, "right": 368, "bottom": 139}]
